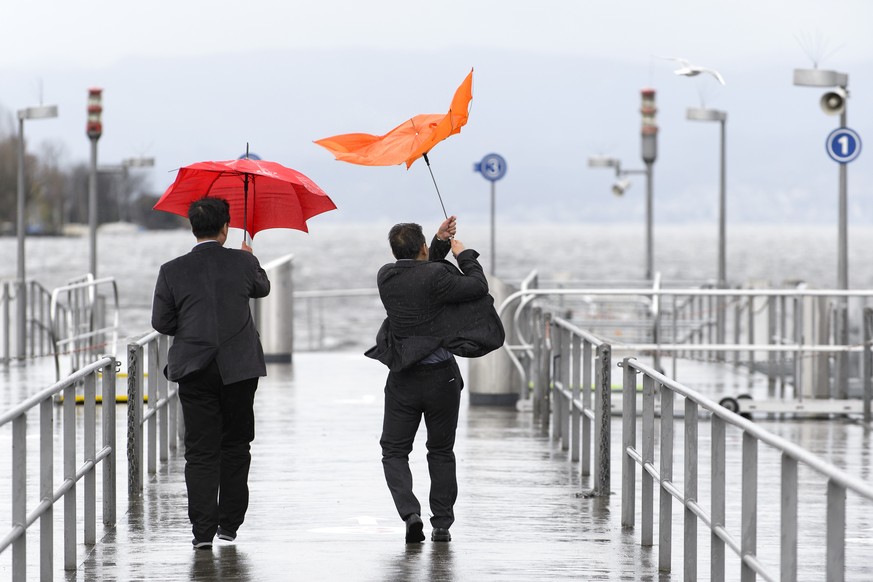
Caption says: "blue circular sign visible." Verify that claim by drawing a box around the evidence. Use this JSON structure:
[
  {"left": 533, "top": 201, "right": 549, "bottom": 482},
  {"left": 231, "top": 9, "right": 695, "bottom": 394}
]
[
  {"left": 475, "top": 153, "right": 507, "bottom": 182},
  {"left": 826, "top": 128, "right": 861, "bottom": 164}
]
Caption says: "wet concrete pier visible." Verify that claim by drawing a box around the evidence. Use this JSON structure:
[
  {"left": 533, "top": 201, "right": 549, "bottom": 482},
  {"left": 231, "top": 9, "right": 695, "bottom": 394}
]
[{"left": 4, "top": 352, "right": 873, "bottom": 580}]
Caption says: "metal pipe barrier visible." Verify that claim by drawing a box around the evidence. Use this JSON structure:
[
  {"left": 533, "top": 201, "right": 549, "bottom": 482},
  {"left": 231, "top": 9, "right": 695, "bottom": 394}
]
[
  {"left": 545, "top": 314, "right": 613, "bottom": 497},
  {"left": 127, "top": 331, "right": 181, "bottom": 495},
  {"left": 499, "top": 282, "right": 873, "bottom": 409},
  {"left": 620, "top": 356, "right": 873, "bottom": 581},
  {"left": 50, "top": 276, "right": 120, "bottom": 380},
  {"left": 1, "top": 279, "right": 66, "bottom": 365},
  {"left": 0, "top": 356, "right": 117, "bottom": 579}
]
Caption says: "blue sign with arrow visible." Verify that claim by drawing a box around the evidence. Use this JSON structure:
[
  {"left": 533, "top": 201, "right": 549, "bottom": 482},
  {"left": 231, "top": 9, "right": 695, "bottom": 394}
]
[{"left": 474, "top": 153, "right": 507, "bottom": 182}]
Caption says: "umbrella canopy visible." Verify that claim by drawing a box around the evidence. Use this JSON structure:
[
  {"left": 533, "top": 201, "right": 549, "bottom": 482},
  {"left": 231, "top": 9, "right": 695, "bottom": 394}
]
[
  {"left": 154, "top": 158, "right": 336, "bottom": 238},
  {"left": 315, "top": 69, "right": 473, "bottom": 169}
]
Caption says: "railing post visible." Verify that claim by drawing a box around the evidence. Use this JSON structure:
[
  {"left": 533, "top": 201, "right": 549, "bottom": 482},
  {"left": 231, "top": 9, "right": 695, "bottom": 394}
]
[
  {"left": 12, "top": 415, "right": 26, "bottom": 580},
  {"left": 781, "top": 453, "right": 798, "bottom": 582},
  {"left": 864, "top": 308, "right": 872, "bottom": 424},
  {"left": 147, "top": 340, "right": 158, "bottom": 475},
  {"left": 158, "top": 335, "right": 169, "bottom": 462},
  {"left": 84, "top": 372, "right": 96, "bottom": 544},
  {"left": 553, "top": 326, "right": 564, "bottom": 443},
  {"left": 768, "top": 296, "right": 777, "bottom": 398},
  {"left": 711, "top": 414, "right": 726, "bottom": 581},
  {"left": 659, "top": 384, "right": 674, "bottom": 572},
  {"left": 581, "top": 341, "right": 593, "bottom": 477},
  {"left": 741, "top": 432, "right": 758, "bottom": 582},
  {"left": 128, "top": 342, "right": 143, "bottom": 495},
  {"left": 621, "top": 358, "right": 637, "bottom": 528},
  {"left": 594, "top": 343, "right": 611, "bottom": 497},
  {"left": 560, "top": 326, "right": 571, "bottom": 450},
  {"left": 826, "top": 479, "right": 846, "bottom": 582},
  {"left": 63, "top": 381, "right": 76, "bottom": 570},
  {"left": 684, "top": 399, "right": 698, "bottom": 581},
  {"left": 40, "top": 398, "right": 53, "bottom": 579},
  {"left": 103, "top": 356, "right": 117, "bottom": 525},
  {"left": 642, "top": 374, "right": 655, "bottom": 546},
  {"left": 570, "top": 335, "right": 581, "bottom": 463}
]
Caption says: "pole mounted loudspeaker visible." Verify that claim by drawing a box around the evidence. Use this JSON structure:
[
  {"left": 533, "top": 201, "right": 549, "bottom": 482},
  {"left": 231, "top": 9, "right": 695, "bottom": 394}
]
[{"left": 820, "top": 87, "right": 847, "bottom": 115}]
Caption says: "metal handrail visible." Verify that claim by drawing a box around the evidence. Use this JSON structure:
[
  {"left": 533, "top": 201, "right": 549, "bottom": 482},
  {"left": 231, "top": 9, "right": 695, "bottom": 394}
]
[
  {"left": 548, "top": 315, "right": 612, "bottom": 497},
  {"left": 621, "top": 356, "right": 873, "bottom": 580},
  {"left": 0, "top": 355, "right": 117, "bottom": 579},
  {"left": 49, "top": 276, "right": 120, "bottom": 380},
  {"left": 127, "top": 331, "right": 180, "bottom": 494}
]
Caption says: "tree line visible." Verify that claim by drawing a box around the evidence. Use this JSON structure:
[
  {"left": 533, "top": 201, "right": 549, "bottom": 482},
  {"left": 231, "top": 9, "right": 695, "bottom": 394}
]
[{"left": 0, "top": 112, "right": 183, "bottom": 236}]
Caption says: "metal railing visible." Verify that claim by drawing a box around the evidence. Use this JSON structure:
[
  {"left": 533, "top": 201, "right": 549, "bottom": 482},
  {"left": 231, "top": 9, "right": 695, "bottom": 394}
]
[
  {"left": 0, "top": 356, "right": 117, "bottom": 579},
  {"left": 50, "top": 276, "right": 120, "bottom": 380},
  {"left": 1, "top": 279, "right": 67, "bottom": 365},
  {"left": 127, "top": 331, "right": 181, "bottom": 494},
  {"left": 545, "top": 313, "right": 613, "bottom": 497},
  {"left": 620, "top": 356, "right": 873, "bottom": 581}
]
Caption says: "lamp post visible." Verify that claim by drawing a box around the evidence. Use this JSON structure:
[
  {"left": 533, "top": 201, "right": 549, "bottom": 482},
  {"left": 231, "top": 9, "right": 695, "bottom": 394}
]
[
  {"left": 687, "top": 107, "right": 728, "bottom": 345},
  {"left": 86, "top": 88, "right": 103, "bottom": 277},
  {"left": 588, "top": 155, "right": 649, "bottom": 275},
  {"left": 16, "top": 104, "right": 58, "bottom": 359},
  {"left": 793, "top": 67, "right": 852, "bottom": 396}
]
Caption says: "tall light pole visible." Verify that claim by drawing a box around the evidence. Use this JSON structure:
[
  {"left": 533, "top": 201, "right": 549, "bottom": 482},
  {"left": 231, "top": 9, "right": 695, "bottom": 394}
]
[
  {"left": 640, "top": 88, "right": 658, "bottom": 280},
  {"left": 86, "top": 88, "right": 103, "bottom": 277},
  {"left": 687, "top": 107, "right": 728, "bottom": 344},
  {"left": 16, "top": 104, "right": 58, "bottom": 359},
  {"left": 794, "top": 67, "right": 853, "bottom": 397}
]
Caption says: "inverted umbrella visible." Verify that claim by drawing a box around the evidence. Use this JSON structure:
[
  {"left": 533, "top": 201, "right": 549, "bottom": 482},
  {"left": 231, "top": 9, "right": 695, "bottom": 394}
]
[
  {"left": 154, "top": 156, "right": 336, "bottom": 240},
  {"left": 314, "top": 69, "right": 473, "bottom": 217}
]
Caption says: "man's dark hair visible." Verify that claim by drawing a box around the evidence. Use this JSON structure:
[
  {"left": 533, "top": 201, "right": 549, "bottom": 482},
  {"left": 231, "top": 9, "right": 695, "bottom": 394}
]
[
  {"left": 388, "top": 222, "right": 426, "bottom": 260},
  {"left": 188, "top": 197, "right": 231, "bottom": 238}
]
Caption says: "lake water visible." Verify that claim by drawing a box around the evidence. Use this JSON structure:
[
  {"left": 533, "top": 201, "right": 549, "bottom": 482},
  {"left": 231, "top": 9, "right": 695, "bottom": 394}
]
[{"left": 1, "top": 221, "right": 871, "bottom": 347}]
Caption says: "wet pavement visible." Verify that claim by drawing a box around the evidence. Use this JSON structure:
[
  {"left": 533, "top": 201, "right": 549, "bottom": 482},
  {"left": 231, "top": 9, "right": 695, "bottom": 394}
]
[
  {"left": 2, "top": 352, "right": 873, "bottom": 580},
  {"left": 0, "top": 353, "right": 664, "bottom": 581}
]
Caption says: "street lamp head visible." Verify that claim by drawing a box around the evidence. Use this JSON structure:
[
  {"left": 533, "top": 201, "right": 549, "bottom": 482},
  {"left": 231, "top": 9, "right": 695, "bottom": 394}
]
[
  {"left": 122, "top": 156, "right": 155, "bottom": 168},
  {"left": 18, "top": 105, "right": 58, "bottom": 121},
  {"left": 86, "top": 88, "right": 103, "bottom": 140},
  {"left": 686, "top": 107, "right": 727, "bottom": 122},
  {"left": 587, "top": 155, "right": 620, "bottom": 169},
  {"left": 793, "top": 68, "right": 848, "bottom": 88}
]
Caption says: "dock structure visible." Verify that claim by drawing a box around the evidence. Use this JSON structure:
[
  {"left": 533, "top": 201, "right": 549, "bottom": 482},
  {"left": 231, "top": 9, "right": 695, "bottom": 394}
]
[{"left": 4, "top": 347, "right": 873, "bottom": 580}]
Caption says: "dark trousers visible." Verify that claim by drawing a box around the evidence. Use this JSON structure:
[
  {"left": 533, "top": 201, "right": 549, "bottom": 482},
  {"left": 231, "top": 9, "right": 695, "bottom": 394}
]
[
  {"left": 380, "top": 359, "right": 462, "bottom": 529},
  {"left": 178, "top": 359, "right": 258, "bottom": 541}
]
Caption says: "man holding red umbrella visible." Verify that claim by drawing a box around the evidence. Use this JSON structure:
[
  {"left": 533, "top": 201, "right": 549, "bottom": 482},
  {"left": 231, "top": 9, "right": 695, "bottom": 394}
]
[{"left": 151, "top": 197, "right": 271, "bottom": 550}]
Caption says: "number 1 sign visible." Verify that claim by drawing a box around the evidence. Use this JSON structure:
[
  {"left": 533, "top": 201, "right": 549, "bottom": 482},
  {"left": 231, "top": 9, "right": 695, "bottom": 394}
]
[{"left": 826, "top": 128, "right": 862, "bottom": 164}]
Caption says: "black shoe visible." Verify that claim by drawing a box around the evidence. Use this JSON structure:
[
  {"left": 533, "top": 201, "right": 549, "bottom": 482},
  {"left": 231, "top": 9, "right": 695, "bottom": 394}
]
[
  {"left": 431, "top": 528, "right": 451, "bottom": 542},
  {"left": 192, "top": 538, "right": 213, "bottom": 550},
  {"left": 217, "top": 526, "right": 237, "bottom": 542},
  {"left": 404, "top": 514, "right": 425, "bottom": 543}
]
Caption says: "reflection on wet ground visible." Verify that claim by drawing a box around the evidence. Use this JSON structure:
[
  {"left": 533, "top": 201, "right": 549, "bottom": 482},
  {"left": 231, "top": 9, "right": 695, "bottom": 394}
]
[{"left": 2, "top": 353, "right": 872, "bottom": 580}]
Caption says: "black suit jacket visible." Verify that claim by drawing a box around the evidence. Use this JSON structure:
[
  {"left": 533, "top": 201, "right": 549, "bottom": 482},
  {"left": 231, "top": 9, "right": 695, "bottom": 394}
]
[
  {"left": 151, "top": 241, "right": 271, "bottom": 384},
  {"left": 366, "top": 238, "right": 505, "bottom": 372}
]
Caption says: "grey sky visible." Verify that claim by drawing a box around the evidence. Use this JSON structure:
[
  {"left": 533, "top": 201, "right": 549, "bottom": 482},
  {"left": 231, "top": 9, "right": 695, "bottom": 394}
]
[{"left": 1, "top": 0, "right": 871, "bottom": 227}]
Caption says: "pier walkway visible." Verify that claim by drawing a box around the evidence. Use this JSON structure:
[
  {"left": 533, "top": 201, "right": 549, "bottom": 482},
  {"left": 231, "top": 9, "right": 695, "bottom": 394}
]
[
  {"left": 55, "top": 352, "right": 653, "bottom": 581},
  {"left": 4, "top": 350, "right": 873, "bottom": 580}
]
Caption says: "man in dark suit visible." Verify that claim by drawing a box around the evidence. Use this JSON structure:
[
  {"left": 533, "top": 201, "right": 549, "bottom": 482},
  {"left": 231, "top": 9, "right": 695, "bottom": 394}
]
[
  {"left": 151, "top": 197, "right": 270, "bottom": 550},
  {"left": 371, "top": 216, "right": 493, "bottom": 544}
]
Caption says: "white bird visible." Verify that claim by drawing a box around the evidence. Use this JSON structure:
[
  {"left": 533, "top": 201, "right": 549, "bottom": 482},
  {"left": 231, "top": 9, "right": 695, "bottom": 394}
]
[{"left": 656, "top": 56, "right": 726, "bottom": 86}]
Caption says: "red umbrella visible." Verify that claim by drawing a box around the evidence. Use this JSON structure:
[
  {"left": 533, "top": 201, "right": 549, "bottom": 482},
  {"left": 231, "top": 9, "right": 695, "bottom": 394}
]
[{"left": 154, "top": 157, "right": 336, "bottom": 239}]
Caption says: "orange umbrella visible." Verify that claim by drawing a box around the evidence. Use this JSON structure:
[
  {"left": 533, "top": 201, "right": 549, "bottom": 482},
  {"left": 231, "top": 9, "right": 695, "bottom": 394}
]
[
  {"left": 315, "top": 69, "right": 473, "bottom": 168},
  {"left": 314, "top": 69, "right": 473, "bottom": 216}
]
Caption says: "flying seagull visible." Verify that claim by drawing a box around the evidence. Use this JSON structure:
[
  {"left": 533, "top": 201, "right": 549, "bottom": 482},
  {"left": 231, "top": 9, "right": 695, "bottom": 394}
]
[{"left": 656, "top": 56, "right": 726, "bottom": 85}]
